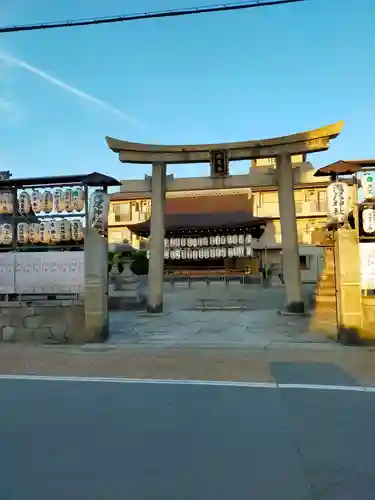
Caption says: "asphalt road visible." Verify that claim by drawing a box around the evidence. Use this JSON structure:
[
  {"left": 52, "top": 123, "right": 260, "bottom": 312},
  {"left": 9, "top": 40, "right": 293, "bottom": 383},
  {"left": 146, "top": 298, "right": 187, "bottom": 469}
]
[{"left": 0, "top": 376, "right": 374, "bottom": 500}]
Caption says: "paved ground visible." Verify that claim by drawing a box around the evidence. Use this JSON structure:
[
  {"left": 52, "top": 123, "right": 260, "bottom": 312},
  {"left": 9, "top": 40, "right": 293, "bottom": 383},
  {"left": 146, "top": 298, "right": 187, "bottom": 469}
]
[
  {"left": 110, "top": 282, "right": 322, "bottom": 348},
  {"left": 0, "top": 376, "right": 374, "bottom": 500}
]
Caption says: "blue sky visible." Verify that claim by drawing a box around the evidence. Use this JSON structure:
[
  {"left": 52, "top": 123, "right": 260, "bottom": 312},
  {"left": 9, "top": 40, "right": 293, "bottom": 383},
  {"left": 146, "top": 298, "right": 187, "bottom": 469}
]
[{"left": 0, "top": 0, "right": 374, "bottom": 181}]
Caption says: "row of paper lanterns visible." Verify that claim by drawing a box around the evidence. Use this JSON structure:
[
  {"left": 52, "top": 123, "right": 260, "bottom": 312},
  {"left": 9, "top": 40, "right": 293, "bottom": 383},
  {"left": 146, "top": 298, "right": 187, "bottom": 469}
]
[
  {"left": 0, "top": 188, "right": 86, "bottom": 215},
  {"left": 147, "top": 245, "right": 253, "bottom": 260},
  {"left": 165, "top": 234, "right": 252, "bottom": 248},
  {"left": 0, "top": 220, "right": 85, "bottom": 245}
]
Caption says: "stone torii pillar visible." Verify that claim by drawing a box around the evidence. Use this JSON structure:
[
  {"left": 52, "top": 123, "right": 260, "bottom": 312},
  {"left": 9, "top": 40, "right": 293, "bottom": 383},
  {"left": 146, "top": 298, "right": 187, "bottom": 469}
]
[
  {"left": 276, "top": 154, "right": 304, "bottom": 313},
  {"left": 147, "top": 162, "right": 166, "bottom": 313}
]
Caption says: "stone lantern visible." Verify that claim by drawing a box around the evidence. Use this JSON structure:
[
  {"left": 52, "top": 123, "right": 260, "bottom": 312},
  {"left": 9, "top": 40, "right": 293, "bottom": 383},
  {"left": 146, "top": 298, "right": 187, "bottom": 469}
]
[{"left": 108, "top": 240, "right": 143, "bottom": 308}]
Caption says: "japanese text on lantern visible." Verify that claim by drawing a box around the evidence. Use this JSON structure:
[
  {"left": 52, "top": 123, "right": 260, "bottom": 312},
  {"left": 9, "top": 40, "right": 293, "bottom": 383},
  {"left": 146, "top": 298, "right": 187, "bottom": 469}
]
[
  {"left": 363, "top": 172, "right": 375, "bottom": 200},
  {"left": 327, "top": 182, "right": 349, "bottom": 223},
  {"left": 362, "top": 208, "right": 375, "bottom": 234}
]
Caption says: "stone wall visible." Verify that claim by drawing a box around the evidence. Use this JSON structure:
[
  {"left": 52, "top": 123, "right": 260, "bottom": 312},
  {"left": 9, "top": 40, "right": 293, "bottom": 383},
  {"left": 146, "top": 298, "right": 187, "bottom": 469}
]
[{"left": 0, "top": 299, "right": 85, "bottom": 344}]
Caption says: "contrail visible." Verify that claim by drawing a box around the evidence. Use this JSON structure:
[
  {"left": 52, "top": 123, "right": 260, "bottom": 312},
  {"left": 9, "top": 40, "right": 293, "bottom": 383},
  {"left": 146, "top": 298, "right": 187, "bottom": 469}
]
[{"left": 0, "top": 53, "right": 144, "bottom": 129}]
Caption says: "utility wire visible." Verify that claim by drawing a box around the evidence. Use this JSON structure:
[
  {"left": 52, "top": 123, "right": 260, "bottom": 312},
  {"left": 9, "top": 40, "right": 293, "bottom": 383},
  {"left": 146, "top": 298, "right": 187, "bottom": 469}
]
[{"left": 0, "top": 0, "right": 304, "bottom": 34}]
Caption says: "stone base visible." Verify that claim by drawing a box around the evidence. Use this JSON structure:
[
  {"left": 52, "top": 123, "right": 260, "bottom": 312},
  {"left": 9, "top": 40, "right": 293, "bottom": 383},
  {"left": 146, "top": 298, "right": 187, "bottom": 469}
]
[
  {"left": 285, "top": 301, "right": 305, "bottom": 314},
  {"left": 337, "top": 326, "right": 361, "bottom": 346},
  {"left": 147, "top": 302, "right": 163, "bottom": 314},
  {"left": 0, "top": 299, "right": 85, "bottom": 344}
]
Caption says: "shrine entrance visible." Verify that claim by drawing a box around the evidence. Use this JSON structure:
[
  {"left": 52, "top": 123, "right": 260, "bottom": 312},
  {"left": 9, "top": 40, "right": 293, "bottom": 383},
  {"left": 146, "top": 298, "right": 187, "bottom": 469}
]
[{"left": 106, "top": 121, "right": 343, "bottom": 315}]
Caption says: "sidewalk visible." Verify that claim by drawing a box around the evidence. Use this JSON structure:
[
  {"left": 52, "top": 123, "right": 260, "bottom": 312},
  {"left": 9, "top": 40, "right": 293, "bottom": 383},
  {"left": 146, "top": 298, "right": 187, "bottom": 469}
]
[{"left": 1, "top": 342, "right": 375, "bottom": 386}]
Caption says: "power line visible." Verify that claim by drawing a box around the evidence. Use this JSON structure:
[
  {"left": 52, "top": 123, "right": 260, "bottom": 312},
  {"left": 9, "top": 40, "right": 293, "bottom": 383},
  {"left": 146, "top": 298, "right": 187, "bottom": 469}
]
[{"left": 0, "top": 0, "right": 304, "bottom": 34}]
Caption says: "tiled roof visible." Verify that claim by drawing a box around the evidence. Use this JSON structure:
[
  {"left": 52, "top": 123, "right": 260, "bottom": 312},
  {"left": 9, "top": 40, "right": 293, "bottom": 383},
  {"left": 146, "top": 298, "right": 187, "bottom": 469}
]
[{"left": 129, "top": 211, "right": 268, "bottom": 234}]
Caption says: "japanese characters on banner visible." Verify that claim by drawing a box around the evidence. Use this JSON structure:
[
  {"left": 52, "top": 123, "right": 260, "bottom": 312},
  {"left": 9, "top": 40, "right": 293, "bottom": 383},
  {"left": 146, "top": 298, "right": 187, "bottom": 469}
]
[
  {"left": 362, "top": 172, "right": 375, "bottom": 201},
  {"left": 146, "top": 233, "right": 253, "bottom": 260},
  {"left": 362, "top": 208, "right": 375, "bottom": 234},
  {"left": 89, "top": 190, "right": 110, "bottom": 233},
  {"left": 326, "top": 181, "right": 349, "bottom": 223},
  {"left": 360, "top": 242, "right": 375, "bottom": 290}
]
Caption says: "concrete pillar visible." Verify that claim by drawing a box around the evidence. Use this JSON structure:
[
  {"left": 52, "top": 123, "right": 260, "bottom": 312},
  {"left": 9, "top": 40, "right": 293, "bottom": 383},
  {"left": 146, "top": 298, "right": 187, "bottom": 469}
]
[
  {"left": 147, "top": 162, "right": 166, "bottom": 313},
  {"left": 84, "top": 227, "right": 108, "bottom": 341},
  {"left": 276, "top": 153, "right": 304, "bottom": 313}
]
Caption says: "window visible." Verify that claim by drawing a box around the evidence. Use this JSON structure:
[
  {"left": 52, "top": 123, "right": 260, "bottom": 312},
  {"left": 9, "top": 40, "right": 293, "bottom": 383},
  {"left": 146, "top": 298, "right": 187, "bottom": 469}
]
[
  {"left": 299, "top": 255, "right": 310, "bottom": 270},
  {"left": 317, "top": 191, "right": 327, "bottom": 212},
  {"left": 114, "top": 203, "right": 131, "bottom": 222}
]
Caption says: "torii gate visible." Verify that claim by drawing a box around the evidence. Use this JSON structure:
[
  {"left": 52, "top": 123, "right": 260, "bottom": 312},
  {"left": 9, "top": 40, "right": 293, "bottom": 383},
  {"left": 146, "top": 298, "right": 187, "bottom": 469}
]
[{"left": 106, "top": 121, "right": 343, "bottom": 314}]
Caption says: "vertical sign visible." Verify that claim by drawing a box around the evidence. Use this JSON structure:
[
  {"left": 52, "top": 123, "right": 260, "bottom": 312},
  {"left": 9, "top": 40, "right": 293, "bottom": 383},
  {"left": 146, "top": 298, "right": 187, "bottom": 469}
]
[{"left": 360, "top": 242, "right": 375, "bottom": 290}]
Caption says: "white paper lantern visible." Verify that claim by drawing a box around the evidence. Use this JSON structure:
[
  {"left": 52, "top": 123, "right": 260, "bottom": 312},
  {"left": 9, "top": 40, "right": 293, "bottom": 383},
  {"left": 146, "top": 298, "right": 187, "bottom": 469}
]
[
  {"left": 232, "top": 234, "right": 238, "bottom": 245},
  {"left": 175, "top": 249, "right": 181, "bottom": 259},
  {"left": 64, "top": 189, "right": 74, "bottom": 213},
  {"left": 238, "top": 246, "right": 245, "bottom": 257},
  {"left": 228, "top": 248, "right": 234, "bottom": 258},
  {"left": 192, "top": 250, "right": 198, "bottom": 260},
  {"left": 362, "top": 208, "right": 375, "bottom": 234},
  {"left": 187, "top": 249, "right": 193, "bottom": 260},
  {"left": 59, "top": 220, "right": 72, "bottom": 242},
  {"left": 170, "top": 250, "right": 176, "bottom": 260},
  {"left": 0, "top": 191, "right": 14, "bottom": 214},
  {"left": 18, "top": 191, "right": 31, "bottom": 214},
  {"left": 71, "top": 220, "right": 84, "bottom": 242},
  {"left": 39, "top": 221, "right": 51, "bottom": 244},
  {"left": 362, "top": 172, "right": 375, "bottom": 200},
  {"left": 89, "top": 190, "right": 110, "bottom": 232},
  {"left": 198, "top": 249, "right": 204, "bottom": 259},
  {"left": 181, "top": 249, "right": 187, "bottom": 259},
  {"left": 164, "top": 250, "right": 170, "bottom": 259},
  {"left": 146, "top": 250, "right": 150, "bottom": 259},
  {"left": 28, "top": 223, "right": 40, "bottom": 244},
  {"left": 54, "top": 189, "right": 64, "bottom": 213},
  {"left": 30, "top": 190, "right": 41, "bottom": 213},
  {"left": 220, "top": 248, "right": 227, "bottom": 258},
  {"left": 164, "top": 238, "right": 169, "bottom": 248},
  {"left": 41, "top": 191, "right": 53, "bottom": 213},
  {"left": 17, "top": 222, "right": 29, "bottom": 244},
  {"left": 175, "top": 238, "right": 181, "bottom": 248},
  {"left": 202, "top": 237, "right": 209, "bottom": 246},
  {"left": 215, "top": 248, "right": 221, "bottom": 258},
  {"left": 50, "top": 220, "right": 61, "bottom": 243},
  {"left": 209, "top": 248, "right": 215, "bottom": 259},
  {"left": 246, "top": 246, "right": 253, "bottom": 257},
  {"left": 239, "top": 234, "right": 245, "bottom": 245},
  {"left": 203, "top": 248, "right": 210, "bottom": 259},
  {"left": 180, "top": 237, "right": 186, "bottom": 247},
  {"left": 215, "top": 235, "right": 221, "bottom": 246},
  {"left": 220, "top": 235, "right": 226, "bottom": 245},
  {"left": 72, "top": 188, "right": 85, "bottom": 212},
  {"left": 245, "top": 234, "right": 252, "bottom": 245},
  {"left": 209, "top": 236, "right": 215, "bottom": 246},
  {"left": 327, "top": 182, "right": 349, "bottom": 223},
  {"left": 197, "top": 237, "right": 203, "bottom": 246},
  {"left": 0, "top": 223, "right": 12, "bottom": 245}
]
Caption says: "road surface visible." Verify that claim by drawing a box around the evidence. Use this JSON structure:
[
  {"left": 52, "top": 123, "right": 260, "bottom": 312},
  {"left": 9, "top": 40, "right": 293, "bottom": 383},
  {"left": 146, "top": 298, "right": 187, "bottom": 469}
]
[{"left": 0, "top": 362, "right": 374, "bottom": 500}]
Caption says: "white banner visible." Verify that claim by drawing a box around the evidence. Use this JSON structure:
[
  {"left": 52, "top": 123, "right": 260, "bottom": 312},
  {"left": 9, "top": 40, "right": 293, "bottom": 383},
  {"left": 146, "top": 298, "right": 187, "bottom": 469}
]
[
  {"left": 0, "top": 253, "right": 16, "bottom": 294},
  {"left": 360, "top": 243, "right": 375, "bottom": 290},
  {"left": 0, "top": 251, "right": 85, "bottom": 294}
]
